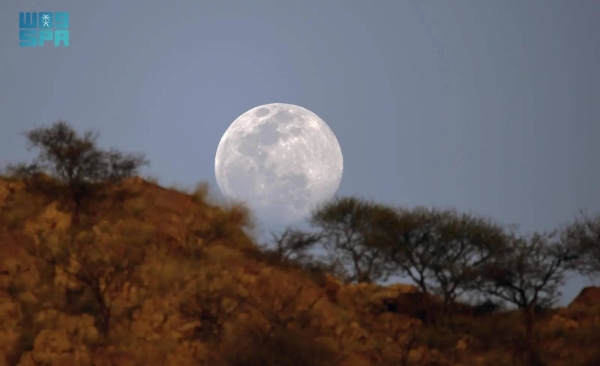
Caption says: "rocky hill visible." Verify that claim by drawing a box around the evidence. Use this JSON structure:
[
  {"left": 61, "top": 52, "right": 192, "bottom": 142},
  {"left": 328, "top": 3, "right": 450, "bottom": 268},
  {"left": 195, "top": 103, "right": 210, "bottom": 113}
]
[{"left": 1, "top": 176, "right": 599, "bottom": 366}]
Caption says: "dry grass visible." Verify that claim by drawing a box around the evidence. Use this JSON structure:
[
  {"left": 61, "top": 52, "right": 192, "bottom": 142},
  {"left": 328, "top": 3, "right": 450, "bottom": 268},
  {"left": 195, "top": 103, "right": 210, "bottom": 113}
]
[
  {"left": 219, "top": 324, "right": 340, "bottom": 366},
  {"left": 144, "top": 175, "right": 160, "bottom": 185},
  {"left": 1, "top": 175, "right": 600, "bottom": 366}
]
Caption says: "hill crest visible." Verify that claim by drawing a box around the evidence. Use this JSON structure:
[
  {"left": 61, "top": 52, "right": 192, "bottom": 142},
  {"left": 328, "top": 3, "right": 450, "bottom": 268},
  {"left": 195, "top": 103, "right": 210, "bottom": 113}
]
[{"left": 1, "top": 176, "right": 599, "bottom": 366}]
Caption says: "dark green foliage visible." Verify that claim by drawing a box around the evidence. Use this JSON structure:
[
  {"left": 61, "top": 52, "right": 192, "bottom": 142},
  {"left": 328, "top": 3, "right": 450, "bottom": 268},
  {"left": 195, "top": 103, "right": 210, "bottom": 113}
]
[{"left": 5, "top": 121, "right": 148, "bottom": 207}]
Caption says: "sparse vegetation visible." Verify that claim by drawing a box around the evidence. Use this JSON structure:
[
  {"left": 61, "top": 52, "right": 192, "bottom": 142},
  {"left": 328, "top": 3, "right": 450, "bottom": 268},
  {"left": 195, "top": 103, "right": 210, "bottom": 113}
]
[
  {"left": 263, "top": 228, "right": 323, "bottom": 263},
  {"left": 563, "top": 212, "right": 600, "bottom": 276},
  {"left": 221, "top": 324, "right": 339, "bottom": 366},
  {"left": 1, "top": 122, "right": 600, "bottom": 365},
  {"left": 380, "top": 207, "right": 507, "bottom": 309},
  {"left": 5, "top": 121, "right": 148, "bottom": 216},
  {"left": 307, "top": 197, "right": 396, "bottom": 283},
  {"left": 25, "top": 218, "right": 151, "bottom": 336},
  {"left": 190, "top": 182, "right": 210, "bottom": 204}
]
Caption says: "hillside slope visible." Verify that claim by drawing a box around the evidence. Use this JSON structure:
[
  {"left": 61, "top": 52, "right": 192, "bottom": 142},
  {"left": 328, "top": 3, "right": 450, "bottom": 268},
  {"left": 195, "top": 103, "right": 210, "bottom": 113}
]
[{"left": 1, "top": 176, "right": 599, "bottom": 366}]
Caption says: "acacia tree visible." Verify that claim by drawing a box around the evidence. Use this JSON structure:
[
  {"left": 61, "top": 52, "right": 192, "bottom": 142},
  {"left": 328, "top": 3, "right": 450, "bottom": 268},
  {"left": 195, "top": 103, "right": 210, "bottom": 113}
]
[
  {"left": 469, "top": 230, "right": 579, "bottom": 365},
  {"left": 474, "top": 231, "right": 577, "bottom": 321},
  {"left": 309, "top": 197, "right": 397, "bottom": 283},
  {"left": 6, "top": 121, "right": 148, "bottom": 211},
  {"left": 264, "top": 228, "right": 323, "bottom": 263},
  {"left": 380, "top": 207, "right": 507, "bottom": 308},
  {"left": 261, "top": 228, "right": 349, "bottom": 285},
  {"left": 562, "top": 212, "right": 600, "bottom": 277}
]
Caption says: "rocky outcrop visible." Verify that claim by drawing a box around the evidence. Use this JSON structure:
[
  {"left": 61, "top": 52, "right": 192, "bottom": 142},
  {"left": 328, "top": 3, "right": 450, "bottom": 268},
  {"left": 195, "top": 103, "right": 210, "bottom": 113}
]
[{"left": 569, "top": 286, "right": 600, "bottom": 308}]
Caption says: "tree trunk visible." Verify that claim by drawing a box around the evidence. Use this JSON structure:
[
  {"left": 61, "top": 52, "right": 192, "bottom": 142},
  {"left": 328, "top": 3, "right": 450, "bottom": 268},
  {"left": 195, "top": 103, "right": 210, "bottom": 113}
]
[
  {"left": 92, "top": 286, "right": 111, "bottom": 336},
  {"left": 70, "top": 186, "right": 82, "bottom": 226},
  {"left": 522, "top": 306, "right": 545, "bottom": 366},
  {"left": 524, "top": 306, "right": 534, "bottom": 338}
]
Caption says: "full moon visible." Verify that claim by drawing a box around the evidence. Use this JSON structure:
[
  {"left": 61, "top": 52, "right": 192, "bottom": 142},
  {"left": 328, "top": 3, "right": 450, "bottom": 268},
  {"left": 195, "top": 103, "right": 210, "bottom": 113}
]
[{"left": 215, "top": 103, "right": 343, "bottom": 223}]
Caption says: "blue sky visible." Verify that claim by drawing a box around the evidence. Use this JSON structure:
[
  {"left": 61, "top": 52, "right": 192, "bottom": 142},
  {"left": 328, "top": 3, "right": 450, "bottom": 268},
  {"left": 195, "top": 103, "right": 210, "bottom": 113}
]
[{"left": 1, "top": 0, "right": 599, "bottom": 304}]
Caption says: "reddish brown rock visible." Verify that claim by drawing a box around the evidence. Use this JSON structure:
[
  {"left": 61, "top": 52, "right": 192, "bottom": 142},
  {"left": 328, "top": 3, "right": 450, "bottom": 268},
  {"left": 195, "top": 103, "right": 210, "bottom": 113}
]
[{"left": 569, "top": 286, "right": 600, "bottom": 308}]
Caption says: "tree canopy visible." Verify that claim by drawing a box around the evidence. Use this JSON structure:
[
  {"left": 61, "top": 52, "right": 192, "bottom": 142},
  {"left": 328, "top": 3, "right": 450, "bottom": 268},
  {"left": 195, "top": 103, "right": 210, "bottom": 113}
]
[{"left": 6, "top": 121, "right": 148, "bottom": 207}]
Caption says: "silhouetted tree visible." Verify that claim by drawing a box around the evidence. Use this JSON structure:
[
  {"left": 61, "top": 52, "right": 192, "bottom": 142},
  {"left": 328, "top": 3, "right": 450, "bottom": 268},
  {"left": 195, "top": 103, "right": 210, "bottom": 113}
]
[
  {"left": 266, "top": 228, "right": 323, "bottom": 263},
  {"left": 309, "top": 197, "right": 396, "bottom": 283},
  {"left": 381, "top": 207, "right": 507, "bottom": 309},
  {"left": 474, "top": 231, "right": 576, "bottom": 317},
  {"left": 6, "top": 121, "right": 148, "bottom": 211},
  {"left": 470, "top": 299, "right": 502, "bottom": 317},
  {"left": 562, "top": 212, "right": 600, "bottom": 277},
  {"left": 471, "top": 230, "right": 579, "bottom": 366}
]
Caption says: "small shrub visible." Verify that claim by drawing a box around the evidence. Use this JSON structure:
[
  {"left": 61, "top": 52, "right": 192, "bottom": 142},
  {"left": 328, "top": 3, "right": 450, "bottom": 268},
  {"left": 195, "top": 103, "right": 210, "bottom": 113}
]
[
  {"left": 167, "top": 182, "right": 188, "bottom": 193},
  {"left": 190, "top": 182, "right": 209, "bottom": 204},
  {"left": 220, "top": 324, "right": 339, "bottom": 366},
  {"left": 63, "top": 286, "right": 102, "bottom": 316},
  {"left": 126, "top": 197, "right": 146, "bottom": 217},
  {"left": 222, "top": 202, "right": 254, "bottom": 230},
  {"left": 415, "top": 325, "right": 460, "bottom": 352},
  {"left": 466, "top": 313, "right": 517, "bottom": 352},
  {"left": 25, "top": 222, "right": 148, "bottom": 337},
  {"left": 4, "top": 209, "right": 25, "bottom": 230},
  {"left": 6, "top": 279, "right": 24, "bottom": 299},
  {"left": 9, "top": 329, "right": 38, "bottom": 363},
  {"left": 565, "top": 320, "right": 600, "bottom": 349},
  {"left": 300, "top": 261, "right": 332, "bottom": 287},
  {"left": 144, "top": 175, "right": 159, "bottom": 184},
  {"left": 6, "top": 302, "right": 43, "bottom": 365}
]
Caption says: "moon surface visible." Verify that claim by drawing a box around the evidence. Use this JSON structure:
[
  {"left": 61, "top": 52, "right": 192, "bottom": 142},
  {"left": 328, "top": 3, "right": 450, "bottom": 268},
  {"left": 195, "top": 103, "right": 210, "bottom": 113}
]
[{"left": 215, "top": 103, "right": 343, "bottom": 223}]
